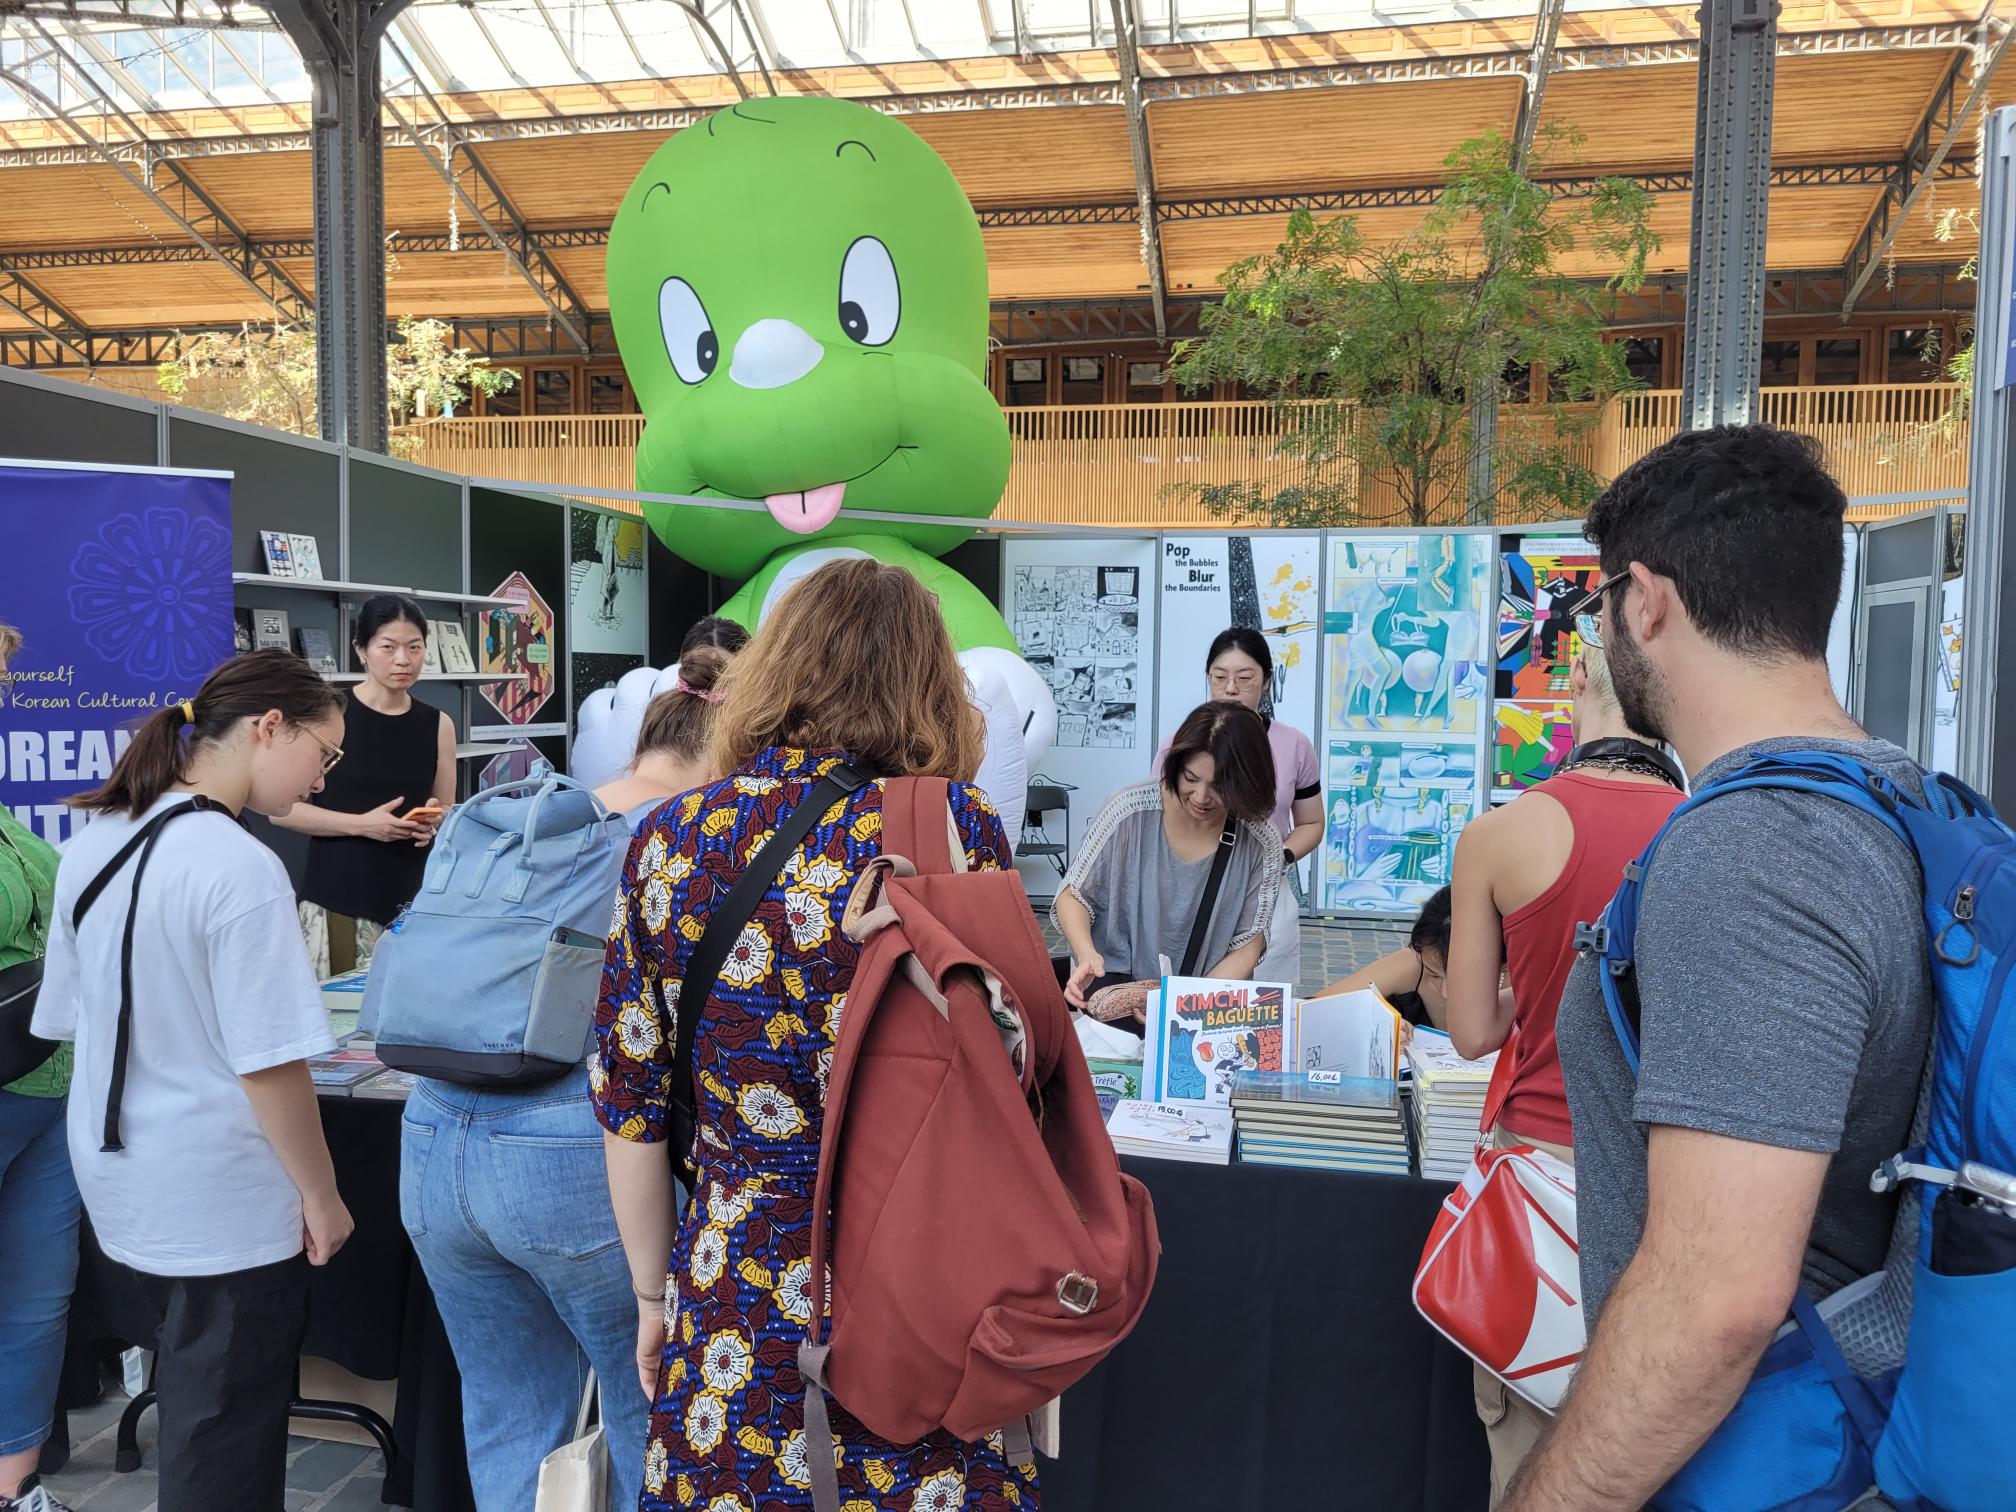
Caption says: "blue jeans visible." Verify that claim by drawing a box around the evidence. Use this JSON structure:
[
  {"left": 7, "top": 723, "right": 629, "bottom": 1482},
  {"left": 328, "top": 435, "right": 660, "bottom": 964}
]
[
  {"left": 399, "top": 1071, "right": 662, "bottom": 1512},
  {"left": 0, "top": 1090, "right": 82, "bottom": 1461}
]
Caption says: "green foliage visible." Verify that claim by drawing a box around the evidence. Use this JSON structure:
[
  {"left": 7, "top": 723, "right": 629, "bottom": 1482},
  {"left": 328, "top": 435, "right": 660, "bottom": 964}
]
[
  {"left": 1169, "top": 125, "right": 1657, "bottom": 526},
  {"left": 155, "top": 316, "right": 517, "bottom": 448}
]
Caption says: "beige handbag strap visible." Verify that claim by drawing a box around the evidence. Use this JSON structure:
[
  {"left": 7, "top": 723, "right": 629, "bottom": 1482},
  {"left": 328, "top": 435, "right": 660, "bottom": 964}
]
[{"left": 572, "top": 1369, "right": 599, "bottom": 1441}]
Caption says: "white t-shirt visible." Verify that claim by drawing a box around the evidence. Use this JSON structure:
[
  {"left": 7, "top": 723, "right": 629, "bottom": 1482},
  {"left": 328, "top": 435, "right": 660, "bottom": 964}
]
[{"left": 33, "top": 793, "right": 335, "bottom": 1277}]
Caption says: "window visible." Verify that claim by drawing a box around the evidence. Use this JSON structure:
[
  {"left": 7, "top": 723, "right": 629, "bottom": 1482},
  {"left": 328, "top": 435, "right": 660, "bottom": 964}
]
[
  {"left": 587, "top": 372, "right": 631, "bottom": 414},
  {"left": 532, "top": 368, "right": 574, "bottom": 416},
  {"left": 1501, "top": 358, "right": 1533, "bottom": 403},
  {"left": 1616, "top": 336, "right": 1666, "bottom": 389},
  {"left": 1005, "top": 357, "right": 1047, "bottom": 406},
  {"left": 1760, "top": 340, "right": 1802, "bottom": 386},
  {"left": 1060, "top": 355, "right": 1105, "bottom": 404},
  {"left": 1887, "top": 327, "right": 1944, "bottom": 383},
  {"left": 1812, "top": 337, "right": 1863, "bottom": 387},
  {"left": 1126, "top": 361, "right": 1168, "bottom": 403}
]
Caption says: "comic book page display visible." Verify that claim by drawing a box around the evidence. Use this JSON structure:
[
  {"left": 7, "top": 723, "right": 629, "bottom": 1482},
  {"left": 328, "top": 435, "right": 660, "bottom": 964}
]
[
  {"left": 1321, "top": 738, "right": 1478, "bottom": 913},
  {"left": 1320, "top": 534, "right": 1488, "bottom": 913},
  {"left": 1157, "top": 534, "right": 1320, "bottom": 741},
  {"left": 1325, "top": 535, "right": 1488, "bottom": 736},
  {"left": 1000, "top": 537, "right": 1158, "bottom": 899},
  {"left": 1492, "top": 544, "right": 1601, "bottom": 797}
]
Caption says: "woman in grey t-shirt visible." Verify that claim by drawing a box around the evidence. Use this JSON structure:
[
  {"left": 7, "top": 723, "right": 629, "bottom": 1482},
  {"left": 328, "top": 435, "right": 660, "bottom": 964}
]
[{"left": 1056, "top": 700, "right": 1283, "bottom": 1012}]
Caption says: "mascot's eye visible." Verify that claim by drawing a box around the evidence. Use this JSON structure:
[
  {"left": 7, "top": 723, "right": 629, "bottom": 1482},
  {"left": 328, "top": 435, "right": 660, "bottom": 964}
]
[
  {"left": 837, "top": 236, "right": 899, "bottom": 347},
  {"left": 658, "top": 277, "right": 717, "bottom": 384}
]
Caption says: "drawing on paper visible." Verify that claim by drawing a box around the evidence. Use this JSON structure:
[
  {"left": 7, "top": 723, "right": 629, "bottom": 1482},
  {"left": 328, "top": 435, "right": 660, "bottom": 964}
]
[
  {"left": 1321, "top": 738, "right": 1477, "bottom": 912},
  {"left": 1494, "top": 700, "right": 1578, "bottom": 795},
  {"left": 568, "top": 510, "right": 646, "bottom": 657},
  {"left": 1496, "top": 548, "right": 1602, "bottom": 704},
  {"left": 1324, "top": 535, "right": 1488, "bottom": 736},
  {"left": 1012, "top": 563, "right": 1142, "bottom": 749}
]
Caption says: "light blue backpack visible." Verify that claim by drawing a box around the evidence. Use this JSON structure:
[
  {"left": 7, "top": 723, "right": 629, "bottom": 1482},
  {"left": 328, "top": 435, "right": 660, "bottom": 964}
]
[
  {"left": 361, "top": 772, "right": 634, "bottom": 1084},
  {"left": 1597, "top": 751, "right": 2016, "bottom": 1512}
]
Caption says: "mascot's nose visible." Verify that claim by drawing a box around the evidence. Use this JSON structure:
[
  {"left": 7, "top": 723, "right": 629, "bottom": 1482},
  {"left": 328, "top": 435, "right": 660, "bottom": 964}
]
[{"left": 729, "top": 319, "right": 824, "bottom": 390}]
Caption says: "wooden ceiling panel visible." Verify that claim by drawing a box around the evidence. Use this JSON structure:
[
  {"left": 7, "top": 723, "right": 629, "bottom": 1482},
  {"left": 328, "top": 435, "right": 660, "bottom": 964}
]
[
  {"left": 30, "top": 261, "right": 269, "bottom": 327},
  {"left": 1771, "top": 52, "right": 1961, "bottom": 162},
  {"left": 382, "top": 250, "right": 553, "bottom": 317},
  {"left": 547, "top": 248, "right": 609, "bottom": 308},
  {"left": 1151, "top": 80, "right": 1523, "bottom": 194},
  {"left": 474, "top": 134, "right": 674, "bottom": 224},
  {"left": 906, "top": 107, "right": 1135, "bottom": 206},
  {"left": 983, "top": 223, "right": 1144, "bottom": 300},
  {"left": 1531, "top": 66, "right": 1699, "bottom": 174},
  {"left": 166, "top": 154, "right": 313, "bottom": 239},
  {"left": 0, "top": 164, "right": 197, "bottom": 249}
]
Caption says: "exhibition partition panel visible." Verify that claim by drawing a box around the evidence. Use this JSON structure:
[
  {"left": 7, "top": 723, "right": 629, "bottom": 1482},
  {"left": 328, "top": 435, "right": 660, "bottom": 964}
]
[
  {"left": 468, "top": 484, "right": 573, "bottom": 785},
  {"left": 0, "top": 366, "right": 158, "bottom": 470}
]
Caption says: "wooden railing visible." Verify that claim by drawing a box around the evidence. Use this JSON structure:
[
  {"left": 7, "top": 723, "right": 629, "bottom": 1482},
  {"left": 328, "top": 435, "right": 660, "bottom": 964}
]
[{"left": 395, "top": 383, "right": 1970, "bottom": 527}]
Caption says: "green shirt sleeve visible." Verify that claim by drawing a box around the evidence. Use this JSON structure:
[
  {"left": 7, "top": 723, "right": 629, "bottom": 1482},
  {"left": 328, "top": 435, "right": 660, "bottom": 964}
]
[{"left": 0, "top": 807, "right": 67, "bottom": 1097}]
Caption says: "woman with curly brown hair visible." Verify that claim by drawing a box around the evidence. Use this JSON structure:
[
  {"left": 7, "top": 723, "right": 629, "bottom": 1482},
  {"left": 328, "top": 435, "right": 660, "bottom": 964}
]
[{"left": 593, "top": 559, "right": 1030, "bottom": 1512}]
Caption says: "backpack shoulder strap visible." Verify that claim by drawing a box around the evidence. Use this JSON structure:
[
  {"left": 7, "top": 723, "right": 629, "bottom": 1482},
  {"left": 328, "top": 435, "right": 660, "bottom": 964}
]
[
  {"left": 664, "top": 763, "right": 867, "bottom": 1183},
  {"left": 1595, "top": 752, "right": 1917, "bottom": 1078},
  {"left": 881, "top": 776, "right": 954, "bottom": 876}
]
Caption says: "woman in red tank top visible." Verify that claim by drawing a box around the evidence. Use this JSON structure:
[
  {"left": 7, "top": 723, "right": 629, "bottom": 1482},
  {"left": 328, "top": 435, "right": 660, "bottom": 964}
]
[{"left": 1442, "top": 626, "right": 1685, "bottom": 1505}]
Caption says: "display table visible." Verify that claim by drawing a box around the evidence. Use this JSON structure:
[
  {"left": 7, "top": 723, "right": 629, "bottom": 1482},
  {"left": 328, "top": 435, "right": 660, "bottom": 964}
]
[
  {"left": 60, "top": 1095, "right": 477, "bottom": 1512},
  {"left": 65, "top": 1116, "right": 1486, "bottom": 1512},
  {"left": 1042, "top": 1158, "right": 1489, "bottom": 1512}
]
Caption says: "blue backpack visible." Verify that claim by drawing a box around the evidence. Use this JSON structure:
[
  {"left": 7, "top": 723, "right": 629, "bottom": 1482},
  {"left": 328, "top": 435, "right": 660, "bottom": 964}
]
[
  {"left": 1595, "top": 751, "right": 2016, "bottom": 1512},
  {"left": 361, "top": 772, "right": 634, "bottom": 1084}
]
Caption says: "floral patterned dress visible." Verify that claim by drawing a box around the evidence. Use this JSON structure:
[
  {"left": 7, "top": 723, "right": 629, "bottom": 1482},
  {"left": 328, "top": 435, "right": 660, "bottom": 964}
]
[{"left": 591, "top": 746, "right": 1041, "bottom": 1512}]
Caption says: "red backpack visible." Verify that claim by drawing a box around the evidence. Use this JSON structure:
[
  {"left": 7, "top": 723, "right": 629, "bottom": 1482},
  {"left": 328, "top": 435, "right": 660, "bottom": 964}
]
[{"left": 796, "top": 777, "right": 1160, "bottom": 1510}]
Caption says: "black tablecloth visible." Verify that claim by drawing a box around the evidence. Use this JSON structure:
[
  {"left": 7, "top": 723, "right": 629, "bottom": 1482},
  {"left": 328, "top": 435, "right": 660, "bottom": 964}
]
[
  {"left": 61, "top": 1096, "right": 477, "bottom": 1512},
  {"left": 66, "top": 1120, "right": 1486, "bottom": 1512},
  {"left": 1042, "top": 1158, "right": 1489, "bottom": 1512}
]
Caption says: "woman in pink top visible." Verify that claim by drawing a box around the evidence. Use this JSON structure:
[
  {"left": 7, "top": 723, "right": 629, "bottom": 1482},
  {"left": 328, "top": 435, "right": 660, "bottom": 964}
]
[{"left": 1152, "top": 627, "right": 1321, "bottom": 987}]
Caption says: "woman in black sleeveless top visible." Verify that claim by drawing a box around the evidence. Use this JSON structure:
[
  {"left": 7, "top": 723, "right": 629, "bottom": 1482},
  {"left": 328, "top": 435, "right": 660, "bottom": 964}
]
[{"left": 275, "top": 596, "right": 453, "bottom": 969}]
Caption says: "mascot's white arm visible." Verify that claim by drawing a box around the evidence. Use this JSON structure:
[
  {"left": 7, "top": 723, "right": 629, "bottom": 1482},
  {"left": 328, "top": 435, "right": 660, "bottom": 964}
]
[{"left": 570, "top": 648, "right": 1057, "bottom": 842}]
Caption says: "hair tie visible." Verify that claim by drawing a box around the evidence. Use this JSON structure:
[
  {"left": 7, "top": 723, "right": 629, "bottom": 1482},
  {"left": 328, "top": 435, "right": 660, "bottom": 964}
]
[
  {"left": 676, "top": 678, "right": 725, "bottom": 704},
  {"left": 179, "top": 699, "right": 196, "bottom": 725}
]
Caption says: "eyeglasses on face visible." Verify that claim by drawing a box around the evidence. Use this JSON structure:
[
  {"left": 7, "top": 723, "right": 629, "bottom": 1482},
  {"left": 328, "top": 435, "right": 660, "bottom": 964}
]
[{"left": 301, "top": 725, "right": 345, "bottom": 776}]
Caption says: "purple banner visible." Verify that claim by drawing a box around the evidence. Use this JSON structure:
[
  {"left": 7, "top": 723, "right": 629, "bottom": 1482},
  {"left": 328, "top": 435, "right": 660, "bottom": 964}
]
[{"left": 1, "top": 462, "right": 233, "bottom": 843}]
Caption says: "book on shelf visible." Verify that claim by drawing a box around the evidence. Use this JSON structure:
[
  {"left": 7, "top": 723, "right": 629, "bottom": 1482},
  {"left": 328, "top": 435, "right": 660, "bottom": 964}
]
[
  {"left": 1290, "top": 987, "right": 1402, "bottom": 1083},
  {"left": 1405, "top": 1028, "right": 1498, "bottom": 1181},
  {"left": 308, "top": 1047, "right": 385, "bottom": 1092},
  {"left": 1229, "top": 1068, "right": 1411, "bottom": 1174},
  {"left": 288, "top": 533, "right": 324, "bottom": 581},
  {"left": 1105, "top": 1098, "right": 1234, "bottom": 1165},
  {"left": 435, "top": 619, "right": 476, "bottom": 674},
  {"left": 260, "top": 530, "right": 296, "bottom": 577},
  {"left": 422, "top": 628, "right": 444, "bottom": 676},
  {"left": 233, "top": 609, "right": 254, "bottom": 654},
  {"left": 252, "top": 608, "right": 291, "bottom": 652},
  {"left": 295, "top": 627, "right": 338, "bottom": 674},
  {"left": 1146, "top": 975, "right": 1292, "bottom": 1107}
]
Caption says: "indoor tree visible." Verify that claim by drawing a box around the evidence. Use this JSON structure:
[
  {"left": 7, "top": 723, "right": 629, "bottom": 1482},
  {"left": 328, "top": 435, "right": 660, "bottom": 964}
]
[
  {"left": 156, "top": 315, "right": 516, "bottom": 449},
  {"left": 1169, "top": 126, "right": 1657, "bottom": 527}
]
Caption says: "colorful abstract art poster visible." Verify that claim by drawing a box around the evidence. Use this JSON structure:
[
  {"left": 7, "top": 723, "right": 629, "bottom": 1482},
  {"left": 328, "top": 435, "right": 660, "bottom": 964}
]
[
  {"left": 478, "top": 569, "right": 556, "bottom": 725},
  {"left": 1494, "top": 699, "right": 1578, "bottom": 798},
  {"left": 1324, "top": 534, "right": 1490, "bottom": 737},
  {"left": 1320, "top": 737, "right": 1478, "bottom": 913},
  {"left": 1496, "top": 545, "right": 1602, "bottom": 705}
]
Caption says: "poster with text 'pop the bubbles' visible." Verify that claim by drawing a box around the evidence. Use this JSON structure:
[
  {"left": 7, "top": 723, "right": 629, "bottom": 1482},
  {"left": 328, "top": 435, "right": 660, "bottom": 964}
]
[
  {"left": 1155, "top": 535, "right": 1321, "bottom": 744},
  {"left": 1002, "top": 536, "right": 1159, "bottom": 899},
  {"left": 1, "top": 462, "right": 234, "bottom": 844},
  {"left": 1320, "top": 534, "right": 1488, "bottom": 914}
]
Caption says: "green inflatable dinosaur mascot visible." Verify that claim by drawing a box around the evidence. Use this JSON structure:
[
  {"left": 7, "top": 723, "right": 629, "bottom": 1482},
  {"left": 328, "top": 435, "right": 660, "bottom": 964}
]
[{"left": 607, "top": 95, "right": 1035, "bottom": 681}]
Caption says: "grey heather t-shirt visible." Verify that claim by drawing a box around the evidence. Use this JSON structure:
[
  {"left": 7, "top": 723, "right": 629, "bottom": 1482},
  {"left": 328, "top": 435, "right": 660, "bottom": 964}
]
[{"left": 1556, "top": 736, "right": 1933, "bottom": 1326}]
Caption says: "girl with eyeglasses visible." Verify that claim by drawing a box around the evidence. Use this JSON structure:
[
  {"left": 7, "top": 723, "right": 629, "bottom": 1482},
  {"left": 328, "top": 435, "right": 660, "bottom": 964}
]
[
  {"left": 31, "top": 650, "right": 354, "bottom": 1511},
  {"left": 274, "top": 594, "right": 456, "bottom": 976},
  {"left": 1148, "top": 627, "right": 1322, "bottom": 989}
]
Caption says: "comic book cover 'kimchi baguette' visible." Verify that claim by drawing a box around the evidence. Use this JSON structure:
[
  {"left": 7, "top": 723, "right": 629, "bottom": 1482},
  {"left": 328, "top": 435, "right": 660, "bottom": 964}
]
[{"left": 1151, "top": 976, "right": 1292, "bottom": 1106}]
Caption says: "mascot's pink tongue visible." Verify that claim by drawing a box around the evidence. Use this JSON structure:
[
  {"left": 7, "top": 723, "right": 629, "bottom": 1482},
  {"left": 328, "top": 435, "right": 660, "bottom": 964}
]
[{"left": 764, "top": 481, "right": 847, "bottom": 534}]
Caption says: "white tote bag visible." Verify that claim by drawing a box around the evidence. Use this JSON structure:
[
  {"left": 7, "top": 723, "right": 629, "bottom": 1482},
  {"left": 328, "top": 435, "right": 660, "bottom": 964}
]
[{"left": 535, "top": 1371, "right": 609, "bottom": 1512}]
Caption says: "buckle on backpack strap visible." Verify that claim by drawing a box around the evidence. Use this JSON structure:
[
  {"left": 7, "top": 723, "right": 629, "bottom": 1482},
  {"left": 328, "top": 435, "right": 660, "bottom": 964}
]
[
  {"left": 1056, "top": 1272, "right": 1099, "bottom": 1316},
  {"left": 1869, "top": 1152, "right": 1958, "bottom": 1194},
  {"left": 1572, "top": 921, "right": 1609, "bottom": 957}
]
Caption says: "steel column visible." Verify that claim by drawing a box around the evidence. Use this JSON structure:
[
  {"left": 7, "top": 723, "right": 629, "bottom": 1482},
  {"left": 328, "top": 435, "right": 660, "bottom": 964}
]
[
  {"left": 1680, "top": 0, "right": 1779, "bottom": 429},
  {"left": 269, "top": 0, "right": 413, "bottom": 452},
  {"left": 1957, "top": 108, "right": 2016, "bottom": 801}
]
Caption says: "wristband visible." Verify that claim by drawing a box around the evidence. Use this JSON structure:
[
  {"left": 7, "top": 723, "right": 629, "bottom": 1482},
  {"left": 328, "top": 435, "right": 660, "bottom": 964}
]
[{"left": 632, "top": 1280, "right": 663, "bottom": 1302}]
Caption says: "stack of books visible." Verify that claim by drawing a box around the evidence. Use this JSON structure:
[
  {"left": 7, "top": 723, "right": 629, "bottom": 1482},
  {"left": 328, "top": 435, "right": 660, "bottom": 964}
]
[
  {"left": 1404, "top": 1028, "right": 1498, "bottom": 1180},
  {"left": 308, "top": 1046, "right": 387, "bottom": 1094},
  {"left": 1105, "top": 1098, "right": 1235, "bottom": 1165},
  {"left": 1229, "top": 1070, "right": 1409, "bottom": 1174}
]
